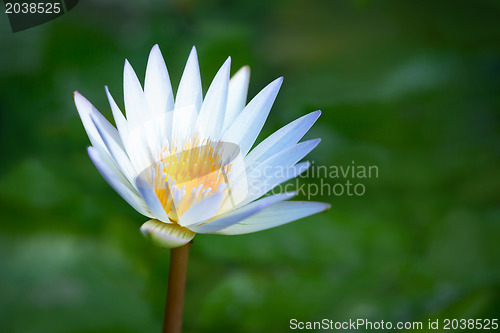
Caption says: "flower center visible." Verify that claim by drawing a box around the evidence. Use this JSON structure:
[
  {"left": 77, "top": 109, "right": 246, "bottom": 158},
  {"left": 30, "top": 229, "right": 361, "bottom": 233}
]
[{"left": 150, "top": 137, "right": 239, "bottom": 222}]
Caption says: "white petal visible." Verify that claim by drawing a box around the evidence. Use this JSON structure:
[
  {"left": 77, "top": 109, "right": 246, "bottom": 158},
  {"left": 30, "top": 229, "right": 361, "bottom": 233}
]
[
  {"left": 175, "top": 46, "right": 202, "bottom": 112},
  {"left": 88, "top": 145, "right": 135, "bottom": 194},
  {"left": 135, "top": 176, "right": 170, "bottom": 223},
  {"left": 144, "top": 45, "right": 174, "bottom": 148},
  {"left": 123, "top": 59, "right": 148, "bottom": 128},
  {"left": 258, "top": 139, "right": 320, "bottom": 168},
  {"left": 141, "top": 219, "right": 194, "bottom": 248},
  {"left": 247, "top": 138, "right": 320, "bottom": 182},
  {"left": 74, "top": 92, "right": 143, "bottom": 184},
  {"left": 105, "top": 86, "right": 128, "bottom": 141},
  {"left": 124, "top": 60, "right": 159, "bottom": 157},
  {"left": 144, "top": 44, "right": 174, "bottom": 116},
  {"left": 73, "top": 91, "right": 110, "bottom": 151},
  {"left": 171, "top": 105, "right": 198, "bottom": 149},
  {"left": 121, "top": 126, "right": 154, "bottom": 178},
  {"left": 88, "top": 147, "right": 152, "bottom": 217},
  {"left": 222, "top": 77, "right": 283, "bottom": 156},
  {"left": 242, "top": 139, "right": 319, "bottom": 206},
  {"left": 106, "top": 85, "right": 148, "bottom": 177},
  {"left": 188, "top": 192, "right": 295, "bottom": 234},
  {"left": 245, "top": 110, "right": 321, "bottom": 169},
  {"left": 214, "top": 201, "right": 331, "bottom": 235},
  {"left": 206, "top": 146, "right": 249, "bottom": 216},
  {"left": 178, "top": 191, "right": 224, "bottom": 227},
  {"left": 104, "top": 89, "right": 152, "bottom": 176},
  {"left": 223, "top": 66, "right": 250, "bottom": 131},
  {"left": 195, "top": 57, "right": 231, "bottom": 140},
  {"left": 244, "top": 161, "right": 310, "bottom": 204},
  {"left": 90, "top": 112, "right": 136, "bottom": 185}
]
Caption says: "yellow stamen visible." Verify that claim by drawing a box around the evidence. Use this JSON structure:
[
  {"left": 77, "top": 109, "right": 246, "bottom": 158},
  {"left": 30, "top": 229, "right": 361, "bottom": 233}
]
[{"left": 152, "top": 136, "right": 234, "bottom": 222}]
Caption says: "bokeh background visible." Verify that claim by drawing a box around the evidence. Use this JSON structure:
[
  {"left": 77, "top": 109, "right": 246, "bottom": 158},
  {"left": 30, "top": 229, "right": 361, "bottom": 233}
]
[{"left": 1, "top": 0, "right": 499, "bottom": 332}]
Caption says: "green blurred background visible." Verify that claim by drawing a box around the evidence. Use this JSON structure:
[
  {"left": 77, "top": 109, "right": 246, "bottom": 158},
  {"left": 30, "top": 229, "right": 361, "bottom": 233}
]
[{"left": 1, "top": 0, "right": 499, "bottom": 332}]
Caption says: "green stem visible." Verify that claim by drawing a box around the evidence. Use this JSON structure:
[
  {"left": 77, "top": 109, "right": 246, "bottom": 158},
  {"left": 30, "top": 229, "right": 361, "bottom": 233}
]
[{"left": 163, "top": 241, "right": 191, "bottom": 333}]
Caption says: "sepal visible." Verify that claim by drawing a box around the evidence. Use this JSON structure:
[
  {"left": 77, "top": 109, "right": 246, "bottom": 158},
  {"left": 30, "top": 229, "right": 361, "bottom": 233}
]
[{"left": 140, "top": 219, "right": 195, "bottom": 248}]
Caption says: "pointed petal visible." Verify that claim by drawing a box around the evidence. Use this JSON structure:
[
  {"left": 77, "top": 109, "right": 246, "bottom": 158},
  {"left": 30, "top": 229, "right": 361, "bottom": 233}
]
[
  {"left": 144, "top": 44, "right": 174, "bottom": 116},
  {"left": 178, "top": 191, "right": 224, "bottom": 227},
  {"left": 105, "top": 86, "right": 128, "bottom": 139},
  {"left": 124, "top": 60, "right": 160, "bottom": 157},
  {"left": 214, "top": 201, "right": 331, "bottom": 235},
  {"left": 195, "top": 57, "right": 231, "bottom": 140},
  {"left": 74, "top": 91, "right": 112, "bottom": 151},
  {"left": 175, "top": 46, "right": 202, "bottom": 112},
  {"left": 241, "top": 139, "right": 319, "bottom": 206},
  {"left": 188, "top": 192, "right": 296, "bottom": 234},
  {"left": 141, "top": 219, "right": 195, "bottom": 248},
  {"left": 247, "top": 139, "right": 320, "bottom": 183},
  {"left": 123, "top": 59, "right": 148, "bottom": 128},
  {"left": 222, "top": 77, "right": 283, "bottom": 156},
  {"left": 74, "top": 91, "right": 144, "bottom": 183},
  {"left": 261, "top": 138, "right": 320, "bottom": 168},
  {"left": 223, "top": 66, "right": 250, "bottom": 131},
  {"left": 144, "top": 45, "right": 174, "bottom": 148},
  {"left": 136, "top": 176, "right": 170, "bottom": 222},
  {"left": 105, "top": 86, "right": 144, "bottom": 175},
  {"left": 244, "top": 161, "right": 310, "bottom": 203},
  {"left": 88, "top": 147, "right": 152, "bottom": 217},
  {"left": 245, "top": 110, "right": 321, "bottom": 169},
  {"left": 90, "top": 112, "right": 136, "bottom": 184},
  {"left": 105, "top": 87, "right": 155, "bottom": 178}
]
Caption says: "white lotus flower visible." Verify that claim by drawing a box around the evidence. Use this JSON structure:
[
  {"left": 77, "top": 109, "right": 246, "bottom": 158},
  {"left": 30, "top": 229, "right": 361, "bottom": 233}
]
[{"left": 74, "top": 45, "right": 330, "bottom": 248}]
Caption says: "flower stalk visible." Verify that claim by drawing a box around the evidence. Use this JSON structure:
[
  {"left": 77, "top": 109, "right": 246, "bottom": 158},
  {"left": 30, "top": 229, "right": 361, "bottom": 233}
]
[{"left": 163, "top": 241, "right": 192, "bottom": 333}]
